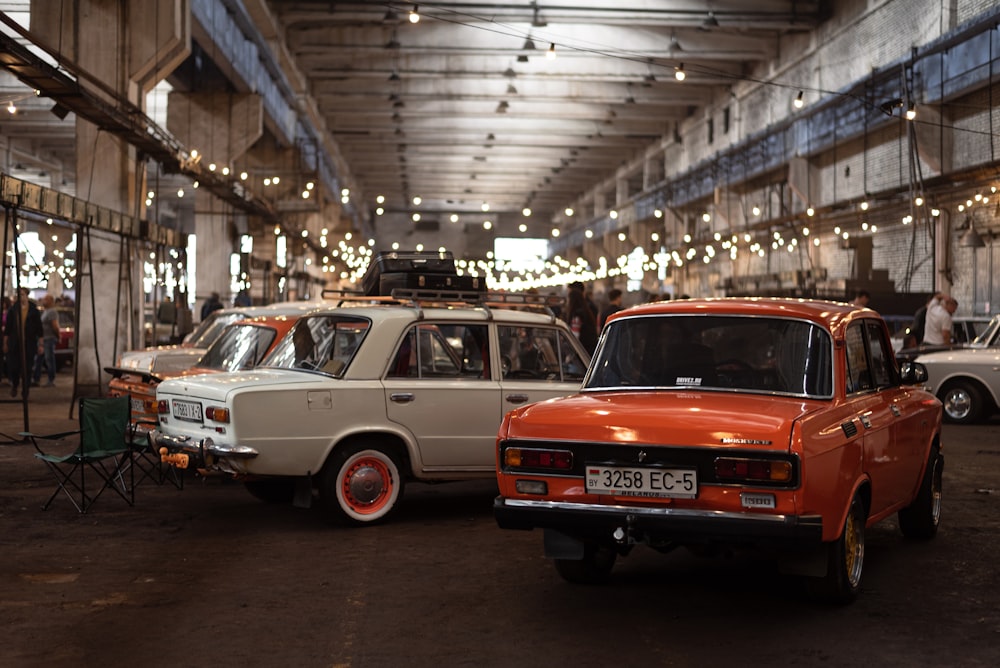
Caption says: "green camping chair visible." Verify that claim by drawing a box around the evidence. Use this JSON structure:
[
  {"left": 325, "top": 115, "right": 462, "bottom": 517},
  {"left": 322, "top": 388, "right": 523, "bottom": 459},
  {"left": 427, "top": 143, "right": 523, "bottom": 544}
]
[
  {"left": 127, "top": 418, "right": 184, "bottom": 490},
  {"left": 23, "top": 395, "right": 136, "bottom": 513}
]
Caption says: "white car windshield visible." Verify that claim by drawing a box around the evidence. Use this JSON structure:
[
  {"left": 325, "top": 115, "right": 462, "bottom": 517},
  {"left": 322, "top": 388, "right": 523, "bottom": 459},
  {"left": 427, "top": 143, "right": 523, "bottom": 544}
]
[
  {"left": 971, "top": 315, "right": 1000, "bottom": 347},
  {"left": 263, "top": 315, "right": 370, "bottom": 376},
  {"left": 188, "top": 311, "right": 246, "bottom": 348},
  {"left": 584, "top": 314, "right": 833, "bottom": 398}
]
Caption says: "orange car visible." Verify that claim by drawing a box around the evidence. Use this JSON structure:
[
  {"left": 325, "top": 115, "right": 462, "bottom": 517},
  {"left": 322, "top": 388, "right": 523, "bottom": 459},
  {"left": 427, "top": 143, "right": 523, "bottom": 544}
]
[
  {"left": 494, "top": 298, "right": 943, "bottom": 603},
  {"left": 108, "top": 314, "right": 300, "bottom": 431}
]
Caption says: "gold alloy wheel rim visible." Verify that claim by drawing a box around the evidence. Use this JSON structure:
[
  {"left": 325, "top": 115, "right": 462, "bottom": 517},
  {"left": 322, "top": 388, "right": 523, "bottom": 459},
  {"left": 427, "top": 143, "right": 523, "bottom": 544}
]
[{"left": 844, "top": 505, "right": 864, "bottom": 587}]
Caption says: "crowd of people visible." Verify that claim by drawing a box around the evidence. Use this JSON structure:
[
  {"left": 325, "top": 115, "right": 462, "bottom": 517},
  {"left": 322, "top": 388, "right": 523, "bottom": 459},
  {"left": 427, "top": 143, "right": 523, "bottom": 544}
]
[{"left": 2, "top": 288, "right": 64, "bottom": 398}]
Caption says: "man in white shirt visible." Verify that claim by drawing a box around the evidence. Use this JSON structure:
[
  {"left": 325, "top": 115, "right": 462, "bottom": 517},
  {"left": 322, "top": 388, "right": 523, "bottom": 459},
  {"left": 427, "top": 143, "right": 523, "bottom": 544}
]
[{"left": 923, "top": 296, "right": 958, "bottom": 345}]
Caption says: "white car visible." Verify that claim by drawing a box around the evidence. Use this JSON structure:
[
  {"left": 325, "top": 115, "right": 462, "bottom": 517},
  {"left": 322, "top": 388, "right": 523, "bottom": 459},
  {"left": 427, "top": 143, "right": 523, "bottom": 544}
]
[
  {"left": 152, "top": 293, "right": 591, "bottom": 524},
  {"left": 918, "top": 344, "right": 1000, "bottom": 424},
  {"left": 110, "top": 301, "right": 325, "bottom": 377}
]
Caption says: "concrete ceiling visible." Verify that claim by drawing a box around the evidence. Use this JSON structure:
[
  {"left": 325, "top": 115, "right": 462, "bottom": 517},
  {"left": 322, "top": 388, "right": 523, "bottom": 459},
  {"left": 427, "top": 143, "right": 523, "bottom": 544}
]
[{"left": 265, "top": 1, "right": 826, "bottom": 221}]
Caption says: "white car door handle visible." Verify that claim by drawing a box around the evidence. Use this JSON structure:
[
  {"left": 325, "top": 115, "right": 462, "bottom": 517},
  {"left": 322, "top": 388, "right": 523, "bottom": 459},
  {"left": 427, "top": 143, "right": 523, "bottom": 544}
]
[
  {"left": 390, "top": 393, "right": 415, "bottom": 403},
  {"left": 506, "top": 393, "right": 530, "bottom": 404}
]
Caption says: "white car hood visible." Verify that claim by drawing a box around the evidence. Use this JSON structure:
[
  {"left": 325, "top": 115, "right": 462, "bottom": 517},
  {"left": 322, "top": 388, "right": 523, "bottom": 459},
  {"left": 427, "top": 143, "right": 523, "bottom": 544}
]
[
  {"left": 156, "top": 368, "right": 320, "bottom": 402},
  {"left": 917, "top": 348, "right": 1000, "bottom": 365}
]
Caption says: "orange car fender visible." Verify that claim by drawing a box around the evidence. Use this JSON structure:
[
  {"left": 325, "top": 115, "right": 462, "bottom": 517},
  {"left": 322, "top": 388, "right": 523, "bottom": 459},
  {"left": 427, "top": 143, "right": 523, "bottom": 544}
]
[{"left": 794, "top": 417, "right": 869, "bottom": 543}]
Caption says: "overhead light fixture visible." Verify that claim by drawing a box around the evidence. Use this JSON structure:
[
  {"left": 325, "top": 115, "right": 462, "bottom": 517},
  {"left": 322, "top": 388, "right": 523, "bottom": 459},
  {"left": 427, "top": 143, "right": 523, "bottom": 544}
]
[
  {"left": 905, "top": 101, "right": 917, "bottom": 120},
  {"left": 644, "top": 73, "right": 656, "bottom": 83},
  {"left": 531, "top": 5, "right": 547, "bottom": 27},
  {"left": 960, "top": 216, "right": 987, "bottom": 247},
  {"left": 522, "top": 37, "right": 536, "bottom": 50},
  {"left": 674, "top": 63, "right": 686, "bottom": 81},
  {"left": 496, "top": 100, "right": 509, "bottom": 113},
  {"left": 383, "top": 9, "right": 398, "bottom": 22},
  {"left": 506, "top": 84, "right": 518, "bottom": 94},
  {"left": 879, "top": 97, "right": 903, "bottom": 116},
  {"left": 702, "top": 12, "right": 720, "bottom": 29},
  {"left": 669, "top": 35, "right": 683, "bottom": 52},
  {"left": 409, "top": 5, "right": 420, "bottom": 23},
  {"left": 50, "top": 103, "right": 70, "bottom": 119},
  {"left": 546, "top": 43, "right": 556, "bottom": 59},
  {"left": 388, "top": 70, "right": 401, "bottom": 81},
  {"left": 793, "top": 91, "right": 804, "bottom": 109},
  {"left": 385, "top": 37, "right": 400, "bottom": 49},
  {"left": 517, "top": 55, "right": 529, "bottom": 63},
  {"left": 503, "top": 67, "right": 517, "bottom": 78}
]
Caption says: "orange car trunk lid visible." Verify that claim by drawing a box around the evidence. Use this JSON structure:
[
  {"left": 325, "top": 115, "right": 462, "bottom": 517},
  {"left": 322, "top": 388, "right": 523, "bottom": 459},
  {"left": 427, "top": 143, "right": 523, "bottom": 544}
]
[{"left": 507, "top": 390, "right": 822, "bottom": 452}]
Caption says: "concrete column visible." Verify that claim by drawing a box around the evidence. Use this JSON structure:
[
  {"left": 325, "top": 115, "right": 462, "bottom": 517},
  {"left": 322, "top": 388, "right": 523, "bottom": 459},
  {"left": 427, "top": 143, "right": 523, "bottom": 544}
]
[
  {"left": 166, "top": 92, "right": 264, "bottom": 313},
  {"left": 192, "top": 189, "right": 235, "bottom": 319},
  {"left": 31, "top": 0, "right": 188, "bottom": 388},
  {"left": 166, "top": 92, "right": 263, "bottom": 172}
]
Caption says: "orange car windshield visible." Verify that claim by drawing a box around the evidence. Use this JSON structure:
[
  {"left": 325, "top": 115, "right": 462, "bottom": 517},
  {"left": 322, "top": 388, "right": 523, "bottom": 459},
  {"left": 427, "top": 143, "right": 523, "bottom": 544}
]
[
  {"left": 585, "top": 314, "right": 833, "bottom": 398},
  {"left": 263, "top": 315, "right": 371, "bottom": 376}
]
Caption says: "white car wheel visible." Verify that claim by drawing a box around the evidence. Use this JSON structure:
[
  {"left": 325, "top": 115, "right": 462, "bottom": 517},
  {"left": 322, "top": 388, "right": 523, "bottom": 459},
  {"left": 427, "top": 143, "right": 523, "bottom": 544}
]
[{"left": 321, "top": 446, "right": 403, "bottom": 525}]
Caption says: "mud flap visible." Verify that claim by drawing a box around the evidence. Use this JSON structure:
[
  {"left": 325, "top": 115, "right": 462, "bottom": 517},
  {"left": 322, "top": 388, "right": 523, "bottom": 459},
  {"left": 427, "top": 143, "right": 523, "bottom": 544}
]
[
  {"left": 543, "top": 529, "right": 585, "bottom": 560},
  {"left": 293, "top": 476, "right": 313, "bottom": 508}
]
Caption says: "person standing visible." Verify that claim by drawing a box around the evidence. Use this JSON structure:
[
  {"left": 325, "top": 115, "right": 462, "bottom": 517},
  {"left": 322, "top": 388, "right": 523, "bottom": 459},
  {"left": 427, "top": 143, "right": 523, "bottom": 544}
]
[
  {"left": 564, "top": 287, "right": 598, "bottom": 355},
  {"left": 923, "top": 296, "right": 958, "bottom": 345},
  {"left": 200, "top": 291, "right": 224, "bottom": 321},
  {"left": 908, "top": 292, "right": 945, "bottom": 346},
  {"left": 598, "top": 288, "right": 623, "bottom": 330},
  {"left": 3, "top": 288, "right": 43, "bottom": 397},
  {"left": 31, "top": 294, "right": 59, "bottom": 387}
]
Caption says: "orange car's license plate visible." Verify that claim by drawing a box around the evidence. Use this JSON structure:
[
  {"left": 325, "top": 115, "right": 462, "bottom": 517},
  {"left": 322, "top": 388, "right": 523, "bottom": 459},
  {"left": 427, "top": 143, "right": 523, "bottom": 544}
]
[{"left": 585, "top": 465, "right": 697, "bottom": 498}]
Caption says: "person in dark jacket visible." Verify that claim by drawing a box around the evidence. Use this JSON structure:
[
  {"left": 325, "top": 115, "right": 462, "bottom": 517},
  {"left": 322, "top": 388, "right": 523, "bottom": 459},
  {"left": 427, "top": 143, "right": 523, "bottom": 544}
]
[
  {"left": 564, "top": 286, "right": 599, "bottom": 355},
  {"left": 598, "top": 288, "right": 624, "bottom": 330},
  {"left": 200, "top": 292, "right": 224, "bottom": 321},
  {"left": 3, "top": 287, "right": 44, "bottom": 397}
]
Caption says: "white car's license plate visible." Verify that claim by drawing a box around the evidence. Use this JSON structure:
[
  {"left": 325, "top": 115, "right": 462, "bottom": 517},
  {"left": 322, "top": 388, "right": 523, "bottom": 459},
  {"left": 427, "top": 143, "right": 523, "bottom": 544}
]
[
  {"left": 585, "top": 465, "right": 697, "bottom": 498},
  {"left": 171, "top": 400, "right": 203, "bottom": 423}
]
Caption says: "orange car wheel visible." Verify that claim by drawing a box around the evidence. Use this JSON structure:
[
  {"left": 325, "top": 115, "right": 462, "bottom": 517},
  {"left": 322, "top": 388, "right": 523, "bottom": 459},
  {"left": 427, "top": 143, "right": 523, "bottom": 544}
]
[
  {"left": 321, "top": 445, "right": 403, "bottom": 526},
  {"left": 898, "top": 449, "right": 943, "bottom": 540},
  {"left": 809, "top": 492, "right": 866, "bottom": 604}
]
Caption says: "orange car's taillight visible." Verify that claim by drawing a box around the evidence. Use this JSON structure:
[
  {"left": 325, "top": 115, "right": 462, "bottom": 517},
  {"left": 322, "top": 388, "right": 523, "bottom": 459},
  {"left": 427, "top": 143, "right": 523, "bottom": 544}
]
[
  {"left": 714, "top": 457, "right": 793, "bottom": 483},
  {"left": 504, "top": 447, "right": 573, "bottom": 470}
]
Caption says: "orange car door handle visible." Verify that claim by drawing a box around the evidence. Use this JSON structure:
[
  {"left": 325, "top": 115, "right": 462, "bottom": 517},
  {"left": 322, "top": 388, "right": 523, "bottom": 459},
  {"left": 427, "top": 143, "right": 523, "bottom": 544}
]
[
  {"left": 506, "top": 393, "right": 530, "bottom": 404},
  {"left": 390, "top": 393, "right": 415, "bottom": 403}
]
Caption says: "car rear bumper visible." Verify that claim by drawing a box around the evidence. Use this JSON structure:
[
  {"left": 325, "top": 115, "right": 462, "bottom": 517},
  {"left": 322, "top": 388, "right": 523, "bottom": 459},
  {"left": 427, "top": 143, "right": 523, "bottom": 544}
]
[
  {"left": 151, "top": 430, "right": 258, "bottom": 470},
  {"left": 494, "top": 496, "right": 824, "bottom": 545}
]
